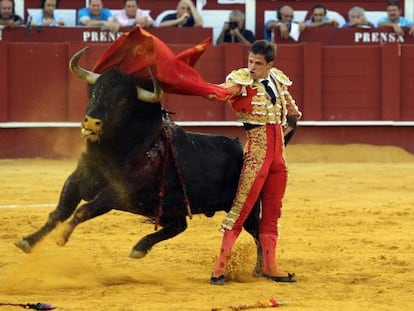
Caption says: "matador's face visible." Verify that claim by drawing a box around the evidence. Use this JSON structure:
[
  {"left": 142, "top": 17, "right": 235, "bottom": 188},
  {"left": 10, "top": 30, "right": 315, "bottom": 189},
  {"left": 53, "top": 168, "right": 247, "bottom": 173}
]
[{"left": 247, "top": 53, "right": 273, "bottom": 80}]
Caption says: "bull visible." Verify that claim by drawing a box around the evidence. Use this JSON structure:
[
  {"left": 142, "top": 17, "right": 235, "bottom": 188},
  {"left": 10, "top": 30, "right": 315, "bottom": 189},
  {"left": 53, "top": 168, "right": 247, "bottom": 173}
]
[{"left": 15, "top": 48, "right": 266, "bottom": 274}]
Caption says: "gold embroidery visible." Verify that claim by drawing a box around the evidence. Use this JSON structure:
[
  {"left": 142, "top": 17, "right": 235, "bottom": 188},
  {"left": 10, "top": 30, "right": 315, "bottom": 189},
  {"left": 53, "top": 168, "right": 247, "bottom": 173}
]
[
  {"left": 227, "top": 68, "right": 253, "bottom": 85},
  {"left": 226, "top": 70, "right": 301, "bottom": 125},
  {"left": 270, "top": 68, "right": 292, "bottom": 86},
  {"left": 236, "top": 96, "right": 284, "bottom": 125},
  {"left": 221, "top": 127, "right": 268, "bottom": 230}
]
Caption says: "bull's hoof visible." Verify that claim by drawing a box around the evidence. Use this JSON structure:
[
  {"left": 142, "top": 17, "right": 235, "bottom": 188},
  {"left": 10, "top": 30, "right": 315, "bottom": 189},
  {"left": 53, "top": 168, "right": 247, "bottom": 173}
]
[
  {"left": 129, "top": 249, "right": 148, "bottom": 259},
  {"left": 55, "top": 236, "right": 67, "bottom": 247},
  {"left": 15, "top": 238, "right": 33, "bottom": 253}
]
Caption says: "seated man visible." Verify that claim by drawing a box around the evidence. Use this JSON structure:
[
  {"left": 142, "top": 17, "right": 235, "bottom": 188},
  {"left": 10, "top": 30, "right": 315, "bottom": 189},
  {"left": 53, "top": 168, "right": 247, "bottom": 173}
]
[
  {"left": 78, "top": 0, "right": 118, "bottom": 32},
  {"left": 114, "top": 0, "right": 153, "bottom": 28},
  {"left": 377, "top": 0, "right": 414, "bottom": 36},
  {"left": 216, "top": 10, "right": 255, "bottom": 45},
  {"left": 0, "top": 0, "right": 23, "bottom": 28},
  {"left": 342, "top": 6, "right": 375, "bottom": 29},
  {"left": 265, "top": 4, "right": 305, "bottom": 41},
  {"left": 30, "top": 0, "right": 65, "bottom": 27},
  {"left": 158, "top": 0, "right": 202, "bottom": 27},
  {"left": 305, "top": 4, "right": 338, "bottom": 28}
]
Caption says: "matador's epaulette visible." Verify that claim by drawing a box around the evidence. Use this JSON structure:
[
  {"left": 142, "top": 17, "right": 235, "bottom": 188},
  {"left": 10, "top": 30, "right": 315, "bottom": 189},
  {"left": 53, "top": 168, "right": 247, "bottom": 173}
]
[
  {"left": 226, "top": 68, "right": 253, "bottom": 85},
  {"left": 270, "top": 68, "right": 292, "bottom": 86}
]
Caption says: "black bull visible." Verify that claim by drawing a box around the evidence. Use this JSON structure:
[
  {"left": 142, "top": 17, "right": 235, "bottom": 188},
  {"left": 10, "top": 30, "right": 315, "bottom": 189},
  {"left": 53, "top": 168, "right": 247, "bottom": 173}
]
[{"left": 16, "top": 61, "right": 296, "bottom": 275}]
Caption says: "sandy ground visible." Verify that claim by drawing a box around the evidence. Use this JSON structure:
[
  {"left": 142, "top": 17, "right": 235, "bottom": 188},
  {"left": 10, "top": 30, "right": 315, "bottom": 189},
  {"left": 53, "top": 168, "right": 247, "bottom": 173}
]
[{"left": 0, "top": 144, "right": 413, "bottom": 311}]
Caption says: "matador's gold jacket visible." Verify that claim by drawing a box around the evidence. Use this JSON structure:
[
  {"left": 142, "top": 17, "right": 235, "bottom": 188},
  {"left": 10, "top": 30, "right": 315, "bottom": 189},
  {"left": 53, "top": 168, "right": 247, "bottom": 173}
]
[{"left": 220, "top": 67, "right": 301, "bottom": 126}]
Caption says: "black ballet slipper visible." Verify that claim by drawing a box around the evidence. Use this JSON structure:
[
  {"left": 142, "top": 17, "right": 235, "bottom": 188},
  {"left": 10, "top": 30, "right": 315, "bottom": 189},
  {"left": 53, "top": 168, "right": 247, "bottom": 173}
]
[
  {"left": 262, "top": 272, "right": 297, "bottom": 283},
  {"left": 210, "top": 275, "right": 225, "bottom": 285}
]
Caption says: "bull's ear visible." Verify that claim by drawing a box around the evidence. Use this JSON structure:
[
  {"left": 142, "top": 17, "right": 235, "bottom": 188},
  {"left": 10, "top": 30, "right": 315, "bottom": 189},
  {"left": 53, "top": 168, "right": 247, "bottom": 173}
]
[
  {"left": 136, "top": 67, "right": 164, "bottom": 103},
  {"left": 69, "top": 47, "right": 100, "bottom": 85}
]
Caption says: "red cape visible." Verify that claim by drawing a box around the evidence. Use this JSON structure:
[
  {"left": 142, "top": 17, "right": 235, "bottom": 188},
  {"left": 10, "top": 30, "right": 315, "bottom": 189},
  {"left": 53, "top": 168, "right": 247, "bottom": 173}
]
[{"left": 92, "top": 27, "right": 230, "bottom": 101}]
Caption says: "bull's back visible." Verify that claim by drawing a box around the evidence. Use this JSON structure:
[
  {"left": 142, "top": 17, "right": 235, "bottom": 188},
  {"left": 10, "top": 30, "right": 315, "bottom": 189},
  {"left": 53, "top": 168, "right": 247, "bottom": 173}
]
[{"left": 175, "top": 130, "right": 243, "bottom": 173}]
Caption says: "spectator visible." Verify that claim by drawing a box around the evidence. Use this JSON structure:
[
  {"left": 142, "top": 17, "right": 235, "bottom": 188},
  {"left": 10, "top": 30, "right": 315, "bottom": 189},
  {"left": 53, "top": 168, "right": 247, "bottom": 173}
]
[
  {"left": 0, "top": 0, "right": 23, "bottom": 28},
  {"left": 158, "top": 0, "right": 202, "bottom": 27},
  {"left": 377, "top": 0, "right": 414, "bottom": 36},
  {"left": 30, "top": 0, "right": 65, "bottom": 27},
  {"left": 264, "top": 5, "right": 305, "bottom": 41},
  {"left": 216, "top": 10, "right": 255, "bottom": 45},
  {"left": 114, "top": 0, "right": 153, "bottom": 28},
  {"left": 305, "top": 4, "right": 338, "bottom": 28},
  {"left": 78, "top": 0, "right": 118, "bottom": 32},
  {"left": 342, "top": 6, "right": 375, "bottom": 29}
]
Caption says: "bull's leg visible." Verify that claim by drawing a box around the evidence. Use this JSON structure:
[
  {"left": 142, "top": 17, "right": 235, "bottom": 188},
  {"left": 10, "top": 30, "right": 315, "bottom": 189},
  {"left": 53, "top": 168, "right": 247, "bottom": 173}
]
[
  {"left": 56, "top": 197, "right": 113, "bottom": 247},
  {"left": 15, "top": 173, "right": 83, "bottom": 253},
  {"left": 243, "top": 200, "right": 263, "bottom": 276},
  {"left": 130, "top": 216, "right": 187, "bottom": 258}
]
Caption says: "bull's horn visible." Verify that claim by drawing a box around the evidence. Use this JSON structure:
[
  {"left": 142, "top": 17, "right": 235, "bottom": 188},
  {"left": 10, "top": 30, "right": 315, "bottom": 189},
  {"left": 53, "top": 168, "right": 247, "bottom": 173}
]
[
  {"left": 69, "top": 47, "right": 100, "bottom": 84},
  {"left": 136, "top": 67, "right": 164, "bottom": 103}
]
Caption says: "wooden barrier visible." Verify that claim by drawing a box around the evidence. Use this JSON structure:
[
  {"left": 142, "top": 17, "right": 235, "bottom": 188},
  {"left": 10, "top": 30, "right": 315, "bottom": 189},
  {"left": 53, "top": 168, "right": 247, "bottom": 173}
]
[
  {"left": 1, "top": 33, "right": 413, "bottom": 123},
  {"left": 1, "top": 26, "right": 414, "bottom": 157}
]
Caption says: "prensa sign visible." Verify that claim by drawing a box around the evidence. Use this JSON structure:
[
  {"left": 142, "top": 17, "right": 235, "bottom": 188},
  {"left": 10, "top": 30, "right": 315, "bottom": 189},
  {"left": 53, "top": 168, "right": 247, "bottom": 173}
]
[
  {"left": 82, "top": 31, "right": 123, "bottom": 42},
  {"left": 354, "top": 32, "right": 405, "bottom": 43}
]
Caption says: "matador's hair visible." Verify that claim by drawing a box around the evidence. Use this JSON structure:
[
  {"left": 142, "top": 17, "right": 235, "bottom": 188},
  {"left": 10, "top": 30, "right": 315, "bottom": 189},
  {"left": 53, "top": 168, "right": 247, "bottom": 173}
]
[{"left": 249, "top": 40, "right": 277, "bottom": 63}]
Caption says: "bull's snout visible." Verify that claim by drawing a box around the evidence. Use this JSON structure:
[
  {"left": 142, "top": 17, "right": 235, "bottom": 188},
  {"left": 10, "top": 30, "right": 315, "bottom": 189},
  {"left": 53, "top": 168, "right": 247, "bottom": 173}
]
[{"left": 81, "top": 115, "right": 103, "bottom": 142}]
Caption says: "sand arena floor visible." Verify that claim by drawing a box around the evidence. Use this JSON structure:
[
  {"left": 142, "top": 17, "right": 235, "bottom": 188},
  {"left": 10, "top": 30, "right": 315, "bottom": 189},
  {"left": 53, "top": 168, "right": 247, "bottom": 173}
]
[{"left": 0, "top": 144, "right": 413, "bottom": 311}]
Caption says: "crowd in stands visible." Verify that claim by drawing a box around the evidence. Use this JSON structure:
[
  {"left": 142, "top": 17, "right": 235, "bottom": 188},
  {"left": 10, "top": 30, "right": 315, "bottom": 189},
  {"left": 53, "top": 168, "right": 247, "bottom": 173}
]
[
  {"left": 266, "top": 0, "right": 414, "bottom": 41},
  {"left": 1, "top": 0, "right": 414, "bottom": 43}
]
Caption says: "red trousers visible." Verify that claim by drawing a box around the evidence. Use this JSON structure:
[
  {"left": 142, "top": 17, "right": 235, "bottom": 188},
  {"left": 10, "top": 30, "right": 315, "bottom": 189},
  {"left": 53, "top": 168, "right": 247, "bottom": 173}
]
[{"left": 221, "top": 124, "right": 287, "bottom": 235}]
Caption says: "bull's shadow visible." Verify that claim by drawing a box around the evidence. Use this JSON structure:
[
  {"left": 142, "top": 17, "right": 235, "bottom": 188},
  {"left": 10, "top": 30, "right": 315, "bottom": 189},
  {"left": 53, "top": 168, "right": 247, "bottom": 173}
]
[{"left": 16, "top": 48, "right": 267, "bottom": 275}]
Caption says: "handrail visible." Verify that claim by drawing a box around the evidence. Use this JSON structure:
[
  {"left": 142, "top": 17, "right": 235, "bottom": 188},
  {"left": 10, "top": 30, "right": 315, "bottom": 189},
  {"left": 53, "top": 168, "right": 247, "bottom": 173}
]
[{"left": 2, "top": 121, "right": 414, "bottom": 128}]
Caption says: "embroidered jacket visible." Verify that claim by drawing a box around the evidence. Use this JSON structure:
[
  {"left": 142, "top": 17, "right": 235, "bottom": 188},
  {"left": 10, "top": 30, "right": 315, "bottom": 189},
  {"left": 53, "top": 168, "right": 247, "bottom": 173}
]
[{"left": 221, "top": 67, "right": 301, "bottom": 125}]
